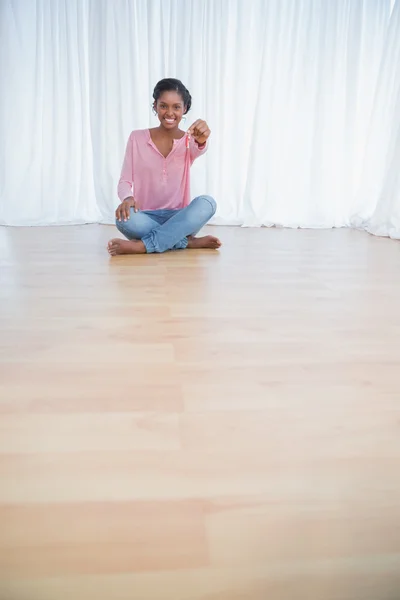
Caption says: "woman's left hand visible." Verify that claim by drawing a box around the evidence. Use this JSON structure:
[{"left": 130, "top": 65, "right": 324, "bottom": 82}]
[{"left": 187, "top": 120, "right": 211, "bottom": 145}]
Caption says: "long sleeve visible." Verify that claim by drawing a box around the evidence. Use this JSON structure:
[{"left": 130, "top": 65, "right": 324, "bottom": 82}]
[
  {"left": 117, "top": 132, "right": 134, "bottom": 201},
  {"left": 189, "top": 138, "right": 208, "bottom": 163}
]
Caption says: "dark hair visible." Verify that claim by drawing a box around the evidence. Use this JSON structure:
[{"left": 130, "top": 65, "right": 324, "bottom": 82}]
[{"left": 153, "top": 78, "right": 192, "bottom": 114}]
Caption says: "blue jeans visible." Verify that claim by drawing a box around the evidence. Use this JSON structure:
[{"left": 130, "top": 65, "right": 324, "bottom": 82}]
[{"left": 115, "top": 195, "right": 217, "bottom": 253}]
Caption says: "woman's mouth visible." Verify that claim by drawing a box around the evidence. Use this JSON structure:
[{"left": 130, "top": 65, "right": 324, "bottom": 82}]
[{"left": 164, "top": 118, "right": 176, "bottom": 124}]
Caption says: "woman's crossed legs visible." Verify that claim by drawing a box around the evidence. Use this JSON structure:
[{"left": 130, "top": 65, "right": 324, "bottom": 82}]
[{"left": 108, "top": 195, "right": 221, "bottom": 255}]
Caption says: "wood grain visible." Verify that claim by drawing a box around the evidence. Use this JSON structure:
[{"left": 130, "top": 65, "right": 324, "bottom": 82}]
[{"left": 1, "top": 224, "right": 400, "bottom": 600}]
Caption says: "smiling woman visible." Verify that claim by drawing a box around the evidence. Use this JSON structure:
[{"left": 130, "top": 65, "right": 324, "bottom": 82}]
[
  {"left": 107, "top": 78, "right": 221, "bottom": 256},
  {"left": 153, "top": 78, "right": 192, "bottom": 133}
]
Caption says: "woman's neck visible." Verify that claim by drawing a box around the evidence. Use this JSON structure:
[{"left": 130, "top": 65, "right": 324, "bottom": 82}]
[{"left": 154, "top": 125, "right": 184, "bottom": 139}]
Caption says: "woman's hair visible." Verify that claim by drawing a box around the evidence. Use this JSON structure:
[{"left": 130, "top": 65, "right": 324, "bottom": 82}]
[{"left": 153, "top": 78, "right": 192, "bottom": 114}]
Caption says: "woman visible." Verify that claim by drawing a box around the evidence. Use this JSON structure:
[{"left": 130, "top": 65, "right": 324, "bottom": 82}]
[{"left": 107, "top": 78, "right": 221, "bottom": 256}]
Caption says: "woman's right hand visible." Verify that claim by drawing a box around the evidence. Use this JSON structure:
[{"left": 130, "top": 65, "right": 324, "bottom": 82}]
[{"left": 116, "top": 197, "right": 138, "bottom": 221}]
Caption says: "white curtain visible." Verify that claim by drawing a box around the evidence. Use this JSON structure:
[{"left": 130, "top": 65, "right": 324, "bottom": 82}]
[{"left": 1, "top": 0, "right": 399, "bottom": 238}]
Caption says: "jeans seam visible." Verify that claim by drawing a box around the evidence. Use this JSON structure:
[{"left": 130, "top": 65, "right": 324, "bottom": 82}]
[{"left": 201, "top": 196, "right": 217, "bottom": 216}]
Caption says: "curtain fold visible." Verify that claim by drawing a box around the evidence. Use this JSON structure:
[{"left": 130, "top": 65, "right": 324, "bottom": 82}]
[{"left": 0, "top": 0, "right": 399, "bottom": 238}]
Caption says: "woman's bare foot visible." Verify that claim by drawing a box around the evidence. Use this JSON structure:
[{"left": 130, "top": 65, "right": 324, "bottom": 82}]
[
  {"left": 187, "top": 235, "right": 222, "bottom": 250},
  {"left": 107, "top": 238, "right": 146, "bottom": 256}
]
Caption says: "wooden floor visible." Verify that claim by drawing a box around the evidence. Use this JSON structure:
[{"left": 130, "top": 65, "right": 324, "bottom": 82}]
[{"left": 1, "top": 224, "right": 400, "bottom": 600}]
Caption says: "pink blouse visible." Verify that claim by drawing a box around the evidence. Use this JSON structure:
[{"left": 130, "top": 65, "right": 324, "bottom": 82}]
[{"left": 117, "top": 129, "right": 208, "bottom": 210}]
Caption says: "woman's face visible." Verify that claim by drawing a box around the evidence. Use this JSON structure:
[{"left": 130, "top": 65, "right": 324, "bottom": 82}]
[{"left": 154, "top": 91, "right": 185, "bottom": 130}]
